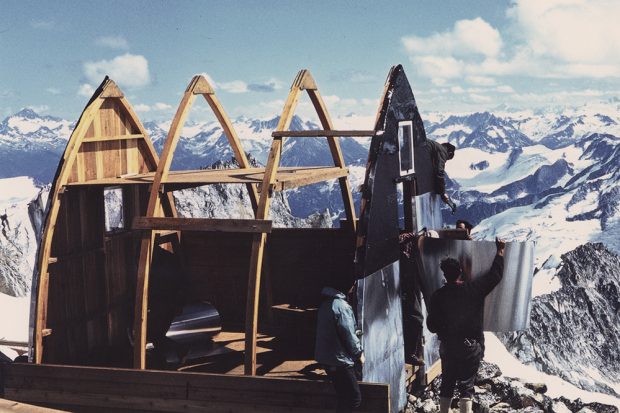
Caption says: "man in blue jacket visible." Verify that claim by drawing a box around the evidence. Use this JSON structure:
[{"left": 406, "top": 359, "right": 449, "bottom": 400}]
[
  {"left": 315, "top": 275, "right": 364, "bottom": 412},
  {"left": 427, "top": 238, "right": 505, "bottom": 413}
]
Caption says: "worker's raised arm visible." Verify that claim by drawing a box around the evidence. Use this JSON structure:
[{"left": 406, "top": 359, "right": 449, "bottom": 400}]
[{"left": 470, "top": 238, "right": 505, "bottom": 297}]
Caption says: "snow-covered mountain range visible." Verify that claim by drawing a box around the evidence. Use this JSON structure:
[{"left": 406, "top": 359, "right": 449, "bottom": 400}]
[{"left": 0, "top": 102, "right": 619, "bottom": 405}]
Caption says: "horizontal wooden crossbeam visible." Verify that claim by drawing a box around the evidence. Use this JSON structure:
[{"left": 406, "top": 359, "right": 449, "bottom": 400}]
[
  {"left": 271, "top": 130, "right": 376, "bottom": 138},
  {"left": 65, "top": 166, "right": 349, "bottom": 192},
  {"left": 132, "top": 217, "right": 272, "bottom": 233},
  {"left": 82, "top": 134, "right": 144, "bottom": 143}
]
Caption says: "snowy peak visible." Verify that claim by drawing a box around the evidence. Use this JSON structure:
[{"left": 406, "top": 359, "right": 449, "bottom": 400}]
[
  {"left": 0, "top": 108, "right": 73, "bottom": 148},
  {"left": 428, "top": 111, "right": 534, "bottom": 152}
]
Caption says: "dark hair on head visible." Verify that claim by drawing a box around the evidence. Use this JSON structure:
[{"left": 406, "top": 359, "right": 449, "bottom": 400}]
[
  {"left": 456, "top": 219, "right": 473, "bottom": 231},
  {"left": 441, "top": 142, "right": 456, "bottom": 155},
  {"left": 440, "top": 257, "right": 461, "bottom": 282}
]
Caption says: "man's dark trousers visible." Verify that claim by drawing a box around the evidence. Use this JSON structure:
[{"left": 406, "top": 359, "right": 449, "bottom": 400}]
[
  {"left": 327, "top": 366, "right": 362, "bottom": 412},
  {"left": 439, "top": 338, "right": 483, "bottom": 399}
]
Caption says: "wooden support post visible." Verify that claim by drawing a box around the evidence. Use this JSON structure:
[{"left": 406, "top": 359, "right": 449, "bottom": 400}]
[
  {"left": 132, "top": 78, "right": 197, "bottom": 369},
  {"left": 244, "top": 72, "right": 305, "bottom": 375}
]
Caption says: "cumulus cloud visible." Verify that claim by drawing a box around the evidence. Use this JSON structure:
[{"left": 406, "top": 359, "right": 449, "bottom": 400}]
[
  {"left": 83, "top": 54, "right": 151, "bottom": 88},
  {"left": 403, "top": 17, "right": 502, "bottom": 59},
  {"left": 509, "top": 0, "right": 620, "bottom": 65},
  {"left": 46, "top": 87, "right": 61, "bottom": 95},
  {"left": 95, "top": 35, "right": 129, "bottom": 50},
  {"left": 77, "top": 83, "right": 95, "bottom": 97},
  {"left": 403, "top": 0, "right": 620, "bottom": 85}
]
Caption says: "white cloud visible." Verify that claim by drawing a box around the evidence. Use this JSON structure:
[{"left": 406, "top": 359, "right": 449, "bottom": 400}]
[
  {"left": 77, "top": 83, "right": 95, "bottom": 97},
  {"left": 508, "top": 0, "right": 620, "bottom": 66},
  {"left": 402, "top": 0, "right": 620, "bottom": 92},
  {"left": 153, "top": 102, "right": 172, "bottom": 110},
  {"left": 218, "top": 80, "right": 248, "bottom": 94},
  {"left": 83, "top": 54, "right": 151, "bottom": 88},
  {"left": 196, "top": 73, "right": 282, "bottom": 94},
  {"left": 402, "top": 17, "right": 502, "bottom": 60},
  {"left": 133, "top": 102, "right": 173, "bottom": 113},
  {"left": 134, "top": 104, "right": 151, "bottom": 113},
  {"left": 451, "top": 86, "right": 465, "bottom": 94},
  {"left": 95, "top": 35, "right": 129, "bottom": 50},
  {"left": 46, "top": 87, "right": 61, "bottom": 95}
]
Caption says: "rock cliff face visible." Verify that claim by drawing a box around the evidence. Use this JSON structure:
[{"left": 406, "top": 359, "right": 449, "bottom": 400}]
[
  {"left": 499, "top": 243, "right": 620, "bottom": 397},
  {"left": 171, "top": 157, "right": 333, "bottom": 228}
]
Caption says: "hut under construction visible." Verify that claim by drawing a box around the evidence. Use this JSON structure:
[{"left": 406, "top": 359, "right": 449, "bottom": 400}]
[{"left": 0, "top": 65, "right": 534, "bottom": 413}]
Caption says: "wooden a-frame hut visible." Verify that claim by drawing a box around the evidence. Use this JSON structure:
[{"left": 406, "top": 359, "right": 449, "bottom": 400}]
[{"left": 3, "top": 65, "right": 535, "bottom": 413}]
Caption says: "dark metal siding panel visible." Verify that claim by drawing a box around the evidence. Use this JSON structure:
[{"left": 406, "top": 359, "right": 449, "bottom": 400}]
[
  {"left": 357, "top": 262, "right": 406, "bottom": 413},
  {"left": 418, "top": 237, "right": 534, "bottom": 331}
]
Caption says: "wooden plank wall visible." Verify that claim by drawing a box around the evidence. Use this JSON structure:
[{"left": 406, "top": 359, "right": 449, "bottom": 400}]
[
  {"left": 181, "top": 232, "right": 254, "bottom": 330},
  {"left": 1, "top": 363, "right": 390, "bottom": 412},
  {"left": 267, "top": 228, "right": 355, "bottom": 308},
  {"left": 67, "top": 99, "right": 149, "bottom": 185},
  {"left": 180, "top": 228, "right": 354, "bottom": 333},
  {"left": 44, "top": 185, "right": 149, "bottom": 367}
]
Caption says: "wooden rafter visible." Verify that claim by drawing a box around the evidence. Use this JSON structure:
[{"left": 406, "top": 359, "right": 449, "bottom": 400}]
[
  {"left": 32, "top": 77, "right": 169, "bottom": 364},
  {"left": 132, "top": 75, "right": 258, "bottom": 369},
  {"left": 243, "top": 69, "right": 360, "bottom": 375}
]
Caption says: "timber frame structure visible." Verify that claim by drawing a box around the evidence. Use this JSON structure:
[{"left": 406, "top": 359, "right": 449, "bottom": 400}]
[
  {"left": 130, "top": 70, "right": 360, "bottom": 373},
  {"left": 30, "top": 77, "right": 178, "bottom": 365},
  {"left": 14, "top": 65, "right": 477, "bottom": 412}
]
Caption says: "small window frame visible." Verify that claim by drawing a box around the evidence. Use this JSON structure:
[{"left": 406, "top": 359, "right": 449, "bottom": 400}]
[
  {"left": 398, "top": 120, "right": 415, "bottom": 176},
  {"left": 103, "top": 186, "right": 125, "bottom": 234}
]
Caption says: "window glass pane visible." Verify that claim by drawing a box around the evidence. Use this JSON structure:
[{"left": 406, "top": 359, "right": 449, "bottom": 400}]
[
  {"left": 398, "top": 122, "right": 414, "bottom": 174},
  {"left": 104, "top": 187, "right": 124, "bottom": 232}
]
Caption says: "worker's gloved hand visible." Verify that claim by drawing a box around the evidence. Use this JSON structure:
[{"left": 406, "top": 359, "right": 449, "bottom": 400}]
[
  {"left": 495, "top": 237, "right": 506, "bottom": 256},
  {"left": 441, "top": 193, "right": 457, "bottom": 214}
]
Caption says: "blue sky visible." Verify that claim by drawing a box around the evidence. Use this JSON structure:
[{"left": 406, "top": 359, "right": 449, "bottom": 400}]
[{"left": 1, "top": 0, "right": 619, "bottom": 121}]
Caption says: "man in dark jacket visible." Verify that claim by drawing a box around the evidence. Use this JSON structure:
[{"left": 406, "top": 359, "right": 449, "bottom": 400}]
[
  {"left": 315, "top": 276, "right": 364, "bottom": 412},
  {"left": 426, "top": 140, "right": 456, "bottom": 209},
  {"left": 427, "top": 238, "right": 505, "bottom": 413}
]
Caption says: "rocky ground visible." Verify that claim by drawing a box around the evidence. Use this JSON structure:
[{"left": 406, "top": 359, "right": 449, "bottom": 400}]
[{"left": 407, "top": 361, "right": 618, "bottom": 413}]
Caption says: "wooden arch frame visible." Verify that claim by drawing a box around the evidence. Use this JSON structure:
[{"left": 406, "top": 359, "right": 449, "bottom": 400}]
[
  {"left": 132, "top": 75, "right": 259, "bottom": 368},
  {"left": 243, "top": 69, "right": 358, "bottom": 375},
  {"left": 31, "top": 77, "right": 173, "bottom": 364}
]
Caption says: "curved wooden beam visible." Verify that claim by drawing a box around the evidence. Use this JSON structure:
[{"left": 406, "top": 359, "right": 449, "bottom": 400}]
[
  {"left": 132, "top": 75, "right": 258, "bottom": 368},
  {"left": 32, "top": 78, "right": 163, "bottom": 364},
  {"left": 243, "top": 69, "right": 358, "bottom": 375}
]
